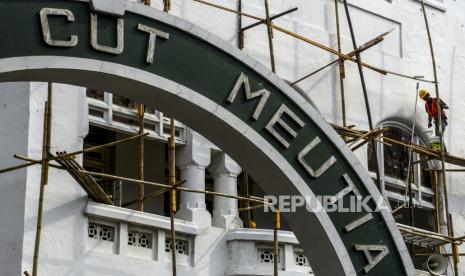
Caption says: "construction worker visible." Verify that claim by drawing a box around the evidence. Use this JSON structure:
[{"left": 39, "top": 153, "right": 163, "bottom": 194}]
[{"left": 419, "top": 89, "right": 449, "bottom": 136}]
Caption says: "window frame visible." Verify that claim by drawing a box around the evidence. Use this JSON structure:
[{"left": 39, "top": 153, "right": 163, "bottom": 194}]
[
  {"left": 368, "top": 121, "right": 435, "bottom": 209},
  {"left": 86, "top": 89, "right": 186, "bottom": 143}
]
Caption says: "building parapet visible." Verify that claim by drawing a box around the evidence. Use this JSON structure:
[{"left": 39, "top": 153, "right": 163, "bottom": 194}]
[{"left": 85, "top": 201, "right": 200, "bottom": 235}]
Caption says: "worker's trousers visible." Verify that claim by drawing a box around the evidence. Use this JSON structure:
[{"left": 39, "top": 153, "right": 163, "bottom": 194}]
[{"left": 434, "top": 120, "right": 448, "bottom": 136}]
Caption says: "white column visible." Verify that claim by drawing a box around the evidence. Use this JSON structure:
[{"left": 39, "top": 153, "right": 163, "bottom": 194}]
[
  {"left": 176, "top": 129, "right": 211, "bottom": 229},
  {"left": 208, "top": 152, "right": 242, "bottom": 229}
]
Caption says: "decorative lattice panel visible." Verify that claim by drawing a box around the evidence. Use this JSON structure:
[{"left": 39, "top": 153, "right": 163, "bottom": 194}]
[
  {"left": 294, "top": 251, "right": 310, "bottom": 267},
  {"left": 88, "top": 222, "right": 115, "bottom": 242},
  {"left": 165, "top": 238, "right": 189, "bottom": 255},
  {"left": 128, "top": 230, "right": 152, "bottom": 249},
  {"left": 258, "top": 247, "right": 280, "bottom": 264}
]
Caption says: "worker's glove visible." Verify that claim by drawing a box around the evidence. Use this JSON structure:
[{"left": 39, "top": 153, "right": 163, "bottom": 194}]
[{"left": 428, "top": 123, "right": 432, "bottom": 128}]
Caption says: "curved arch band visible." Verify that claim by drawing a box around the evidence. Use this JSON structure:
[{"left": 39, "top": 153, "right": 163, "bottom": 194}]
[{"left": 0, "top": 1, "right": 414, "bottom": 275}]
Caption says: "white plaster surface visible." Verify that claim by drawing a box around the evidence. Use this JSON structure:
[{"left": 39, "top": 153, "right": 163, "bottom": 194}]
[
  {"left": 90, "top": 0, "right": 129, "bottom": 16},
  {"left": 2, "top": 0, "right": 465, "bottom": 275},
  {"left": 208, "top": 152, "right": 242, "bottom": 229},
  {"left": 176, "top": 129, "right": 212, "bottom": 229}
]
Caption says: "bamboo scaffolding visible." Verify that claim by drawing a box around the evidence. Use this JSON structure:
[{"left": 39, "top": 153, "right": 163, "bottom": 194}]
[
  {"left": 238, "top": 203, "right": 264, "bottom": 212},
  {"left": 450, "top": 214, "right": 460, "bottom": 273},
  {"left": 168, "top": 118, "right": 177, "bottom": 276},
  {"left": 332, "top": 124, "right": 465, "bottom": 168},
  {"left": 334, "top": 0, "right": 346, "bottom": 128},
  {"left": 274, "top": 209, "right": 280, "bottom": 276},
  {"left": 397, "top": 223, "right": 462, "bottom": 247},
  {"left": 0, "top": 161, "right": 38, "bottom": 175},
  {"left": 238, "top": 0, "right": 243, "bottom": 49},
  {"left": 193, "top": 0, "right": 435, "bottom": 84},
  {"left": 138, "top": 104, "right": 145, "bottom": 211},
  {"left": 292, "top": 29, "right": 392, "bottom": 85},
  {"left": 426, "top": 169, "right": 465, "bottom": 172},
  {"left": 56, "top": 152, "right": 113, "bottom": 204},
  {"left": 263, "top": 0, "right": 276, "bottom": 72},
  {"left": 349, "top": 128, "right": 386, "bottom": 151},
  {"left": 163, "top": 0, "right": 170, "bottom": 12},
  {"left": 243, "top": 172, "right": 252, "bottom": 227},
  {"left": 419, "top": 2, "right": 454, "bottom": 272},
  {"left": 32, "top": 83, "right": 52, "bottom": 276},
  {"left": 433, "top": 171, "right": 441, "bottom": 239},
  {"left": 15, "top": 154, "right": 269, "bottom": 205},
  {"left": 416, "top": 253, "right": 465, "bottom": 257}
]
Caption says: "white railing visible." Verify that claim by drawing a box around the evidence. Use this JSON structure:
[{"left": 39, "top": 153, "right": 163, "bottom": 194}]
[
  {"left": 226, "top": 228, "right": 314, "bottom": 275},
  {"left": 85, "top": 202, "right": 197, "bottom": 265}
]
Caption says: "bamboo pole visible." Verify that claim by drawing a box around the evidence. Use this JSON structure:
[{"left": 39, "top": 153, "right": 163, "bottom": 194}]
[
  {"left": 449, "top": 214, "right": 460, "bottom": 275},
  {"left": 392, "top": 203, "right": 407, "bottom": 214},
  {"left": 335, "top": 0, "right": 346, "bottom": 127},
  {"left": 138, "top": 104, "right": 145, "bottom": 211},
  {"left": 140, "top": 0, "right": 151, "bottom": 212},
  {"left": 164, "top": 0, "right": 170, "bottom": 12},
  {"left": 426, "top": 169, "right": 465, "bottom": 172},
  {"left": 32, "top": 83, "right": 52, "bottom": 276},
  {"left": 0, "top": 161, "right": 37, "bottom": 174},
  {"left": 341, "top": 0, "right": 381, "bottom": 190},
  {"left": 244, "top": 172, "right": 252, "bottom": 227},
  {"left": 168, "top": 118, "right": 177, "bottom": 276},
  {"left": 274, "top": 209, "right": 281, "bottom": 276},
  {"left": 416, "top": 253, "right": 465, "bottom": 257},
  {"left": 264, "top": 0, "right": 276, "bottom": 73},
  {"left": 433, "top": 171, "right": 441, "bottom": 236},
  {"left": 238, "top": 204, "right": 264, "bottom": 212},
  {"left": 238, "top": 0, "right": 243, "bottom": 49}
]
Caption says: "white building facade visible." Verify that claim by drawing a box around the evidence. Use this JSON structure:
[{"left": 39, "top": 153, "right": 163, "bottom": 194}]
[{"left": 0, "top": 0, "right": 465, "bottom": 275}]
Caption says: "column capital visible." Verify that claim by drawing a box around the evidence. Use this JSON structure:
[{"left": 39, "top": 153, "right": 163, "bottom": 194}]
[
  {"left": 176, "top": 129, "right": 211, "bottom": 168},
  {"left": 208, "top": 152, "right": 241, "bottom": 178}
]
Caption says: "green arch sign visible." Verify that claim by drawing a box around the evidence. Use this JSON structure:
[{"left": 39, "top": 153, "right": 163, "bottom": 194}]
[{"left": 0, "top": 0, "right": 414, "bottom": 275}]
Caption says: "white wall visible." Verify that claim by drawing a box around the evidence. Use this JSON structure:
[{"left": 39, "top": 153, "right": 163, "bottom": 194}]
[
  {"left": 2, "top": 0, "right": 465, "bottom": 274},
  {"left": 0, "top": 83, "right": 32, "bottom": 275},
  {"left": 20, "top": 83, "right": 90, "bottom": 275}
]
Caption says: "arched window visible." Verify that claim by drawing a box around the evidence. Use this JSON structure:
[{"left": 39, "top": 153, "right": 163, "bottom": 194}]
[{"left": 367, "top": 122, "right": 434, "bottom": 209}]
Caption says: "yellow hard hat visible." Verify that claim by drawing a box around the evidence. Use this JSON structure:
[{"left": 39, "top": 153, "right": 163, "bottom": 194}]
[{"left": 419, "top": 89, "right": 429, "bottom": 99}]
